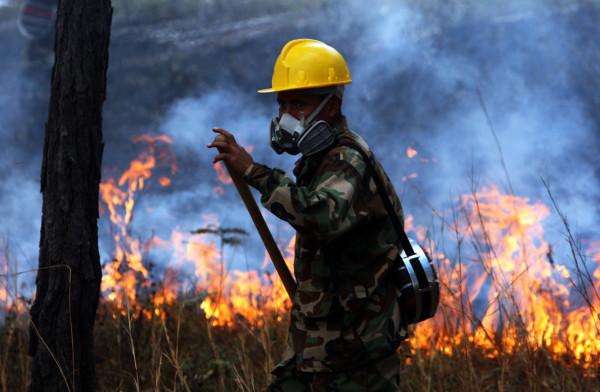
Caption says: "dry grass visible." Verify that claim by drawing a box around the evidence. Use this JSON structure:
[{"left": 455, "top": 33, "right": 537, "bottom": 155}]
[
  {"left": 0, "top": 288, "right": 598, "bottom": 391},
  {"left": 1, "top": 188, "right": 599, "bottom": 391}
]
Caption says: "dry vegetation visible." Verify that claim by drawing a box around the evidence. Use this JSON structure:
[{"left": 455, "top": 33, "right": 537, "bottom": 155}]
[
  {"left": 1, "top": 295, "right": 597, "bottom": 391},
  {"left": 1, "top": 205, "right": 599, "bottom": 391}
]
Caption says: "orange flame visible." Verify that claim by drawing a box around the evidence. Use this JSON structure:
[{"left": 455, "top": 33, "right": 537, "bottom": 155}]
[
  {"left": 99, "top": 136, "right": 292, "bottom": 324},
  {"left": 407, "top": 145, "right": 418, "bottom": 158},
  {"left": 99, "top": 135, "right": 178, "bottom": 318},
  {"left": 406, "top": 144, "right": 433, "bottom": 164},
  {"left": 95, "top": 134, "right": 598, "bottom": 372},
  {"left": 214, "top": 162, "right": 232, "bottom": 185},
  {"left": 402, "top": 173, "right": 418, "bottom": 182},
  {"left": 408, "top": 183, "right": 600, "bottom": 367},
  {"left": 0, "top": 251, "right": 9, "bottom": 305}
]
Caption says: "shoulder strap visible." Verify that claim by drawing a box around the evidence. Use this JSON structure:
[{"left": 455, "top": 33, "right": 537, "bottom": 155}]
[{"left": 341, "top": 142, "right": 416, "bottom": 257}]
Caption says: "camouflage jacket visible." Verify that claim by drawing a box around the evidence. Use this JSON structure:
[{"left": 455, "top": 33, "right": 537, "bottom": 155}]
[{"left": 243, "top": 116, "right": 408, "bottom": 372}]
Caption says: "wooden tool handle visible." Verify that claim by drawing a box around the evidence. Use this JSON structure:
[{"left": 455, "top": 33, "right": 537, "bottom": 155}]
[{"left": 213, "top": 134, "right": 296, "bottom": 299}]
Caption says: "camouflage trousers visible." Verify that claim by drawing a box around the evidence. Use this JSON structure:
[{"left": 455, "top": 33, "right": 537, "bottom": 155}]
[{"left": 265, "top": 351, "right": 400, "bottom": 392}]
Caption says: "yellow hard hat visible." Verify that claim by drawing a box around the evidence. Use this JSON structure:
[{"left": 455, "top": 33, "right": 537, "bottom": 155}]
[{"left": 258, "top": 39, "right": 352, "bottom": 93}]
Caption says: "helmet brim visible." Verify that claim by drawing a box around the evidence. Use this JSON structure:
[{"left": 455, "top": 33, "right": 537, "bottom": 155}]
[{"left": 257, "top": 81, "right": 351, "bottom": 94}]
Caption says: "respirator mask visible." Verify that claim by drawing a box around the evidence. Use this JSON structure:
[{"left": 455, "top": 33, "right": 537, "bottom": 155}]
[{"left": 269, "top": 93, "right": 336, "bottom": 156}]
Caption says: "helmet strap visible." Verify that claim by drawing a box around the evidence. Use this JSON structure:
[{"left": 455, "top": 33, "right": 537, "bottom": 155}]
[{"left": 304, "top": 92, "right": 335, "bottom": 126}]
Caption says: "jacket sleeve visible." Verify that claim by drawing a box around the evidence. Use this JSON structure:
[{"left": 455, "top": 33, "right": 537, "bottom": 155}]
[{"left": 242, "top": 148, "right": 367, "bottom": 241}]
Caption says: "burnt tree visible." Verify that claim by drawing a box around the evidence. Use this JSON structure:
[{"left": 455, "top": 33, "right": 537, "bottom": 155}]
[{"left": 28, "top": 0, "right": 112, "bottom": 391}]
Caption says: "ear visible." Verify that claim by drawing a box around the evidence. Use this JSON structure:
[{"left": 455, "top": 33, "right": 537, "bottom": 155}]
[{"left": 327, "top": 97, "right": 342, "bottom": 118}]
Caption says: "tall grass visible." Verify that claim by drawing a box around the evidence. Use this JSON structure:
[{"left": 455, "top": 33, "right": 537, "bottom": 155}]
[
  {"left": 89, "top": 290, "right": 288, "bottom": 391},
  {"left": 1, "top": 193, "right": 599, "bottom": 391},
  {"left": 0, "top": 238, "right": 29, "bottom": 392}
]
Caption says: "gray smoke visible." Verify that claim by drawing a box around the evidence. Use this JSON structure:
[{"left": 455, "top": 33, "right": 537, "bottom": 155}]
[
  {"left": 1, "top": 0, "right": 599, "bottom": 297},
  {"left": 158, "top": 1, "right": 599, "bottom": 269},
  {"left": 113, "top": 0, "right": 600, "bottom": 274},
  {"left": 334, "top": 1, "right": 600, "bottom": 247},
  {"left": 0, "top": 14, "right": 47, "bottom": 288}
]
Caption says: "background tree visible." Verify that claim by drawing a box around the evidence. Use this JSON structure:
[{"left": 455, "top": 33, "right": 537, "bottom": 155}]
[{"left": 28, "top": 0, "right": 113, "bottom": 391}]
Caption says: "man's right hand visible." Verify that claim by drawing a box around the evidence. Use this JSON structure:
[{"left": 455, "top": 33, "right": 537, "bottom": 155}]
[{"left": 206, "top": 128, "right": 255, "bottom": 177}]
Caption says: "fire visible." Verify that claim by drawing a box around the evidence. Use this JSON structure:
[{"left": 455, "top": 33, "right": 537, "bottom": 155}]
[
  {"left": 184, "top": 228, "right": 294, "bottom": 327},
  {"left": 99, "top": 135, "right": 179, "bottom": 318},
  {"left": 212, "top": 162, "right": 231, "bottom": 194},
  {"left": 408, "top": 182, "right": 600, "bottom": 367},
  {"left": 99, "top": 135, "right": 292, "bottom": 324},
  {"left": 402, "top": 173, "right": 418, "bottom": 182},
  {"left": 0, "top": 239, "right": 27, "bottom": 316},
  {"left": 0, "top": 250, "right": 9, "bottom": 305},
  {"left": 214, "top": 161, "right": 232, "bottom": 185},
  {"left": 407, "top": 145, "right": 418, "bottom": 158},
  {"left": 96, "top": 134, "right": 598, "bottom": 370}
]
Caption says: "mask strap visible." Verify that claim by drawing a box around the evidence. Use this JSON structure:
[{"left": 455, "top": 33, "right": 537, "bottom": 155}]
[{"left": 303, "top": 92, "right": 335, "bottom": 125}]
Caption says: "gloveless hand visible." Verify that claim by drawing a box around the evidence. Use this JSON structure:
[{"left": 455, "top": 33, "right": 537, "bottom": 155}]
[{"left": 207, "top": 128, "right": 255, "bottom": 177}]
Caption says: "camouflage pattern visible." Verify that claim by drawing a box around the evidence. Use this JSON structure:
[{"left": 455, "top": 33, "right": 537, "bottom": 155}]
[
  {"left": 244, "top": 116, "right": 408, "bottom": 374},
  {"left": 266, "top": 351, "right": 401, "bottom": 391}
]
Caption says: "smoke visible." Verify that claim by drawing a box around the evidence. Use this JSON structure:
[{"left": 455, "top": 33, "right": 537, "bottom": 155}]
[
  {"left": 331, "top": 0, "right": 600, "bottom": 237},
  {"left": 154, "top": 0, "right": 600, "bottom": 270},
  {"left": 1, "top": 0, "right": 598, "bottom": 290},
  {"left": 0, "top": 18, "right": 48, "bottom": 286},
  {"left": 106, "top": 87, "right": 299, "bottom": 270}
]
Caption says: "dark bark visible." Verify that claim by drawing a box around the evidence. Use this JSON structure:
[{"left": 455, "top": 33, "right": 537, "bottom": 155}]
[{"left": 28, "top": 1, "right": 112, "bottom": 391}]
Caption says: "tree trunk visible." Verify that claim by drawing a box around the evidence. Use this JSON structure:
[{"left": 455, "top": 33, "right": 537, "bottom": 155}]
[{"left": 28, "top": 0, "right": 112, "bottom": 391}]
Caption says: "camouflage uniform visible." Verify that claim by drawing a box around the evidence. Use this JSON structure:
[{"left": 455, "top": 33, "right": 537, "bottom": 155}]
[
  {"left": 243, "top": 116, "right": 408, "bottom": 389},
  {"left": 266, "top": 351, "right": 401, "bottom": 391}
]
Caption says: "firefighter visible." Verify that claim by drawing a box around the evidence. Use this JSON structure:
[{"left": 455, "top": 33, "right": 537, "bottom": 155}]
[
  {"left": 18, "top": 0, "right": 57, "bottom": 40},
  {"left": 18, "top": 0, "right": 58, "bottom": 64},
  {"left": 208, "top": 39, "right": 407, "bottom": 391}
]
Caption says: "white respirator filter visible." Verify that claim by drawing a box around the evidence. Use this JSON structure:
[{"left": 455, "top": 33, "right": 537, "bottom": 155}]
[{"left": 269, "top": 93, "right": 336, "bottom": 156}]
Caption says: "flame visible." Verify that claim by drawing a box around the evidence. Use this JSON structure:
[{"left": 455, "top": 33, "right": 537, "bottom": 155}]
[
  {"left": 402, "top": 173, "right": 418, "bottom": 182},
  {"left": 408, "top": 183, "right": 600, "bottom": 367},
  {"left": 213, "top": 186, "right": 225, "bottom": 196},
  {"left": 0, "top": 239, "right": 27, "bottom": 316},
  {"left": 99, "top": 137, "right": 292, "bottom": 324},
  {"left": 0, "top": 252, "right": 9, "bottom": 304},
  {"left": 99, "top": 135, "right": 178, "bottom": 318},
  {"left": 186, "top": 231, "right": 294, "bottom": 327},
  {"left": 211, "top": 141, "right": 253, "bottom": 186},
  {"left": 159, "top": 176, "right": 171, "bottom": 187},
  {"left": 213, "top": 162, "right": 231, "bottom": 194},
  {"left": 94, "top": 134, "right": 598, "bottom": 371},
  {"left": 214, "top": 162, "right": 232, "bottom": 185},
  {"left": 407, "top": 145, "right": 418, "bottom": 158}
]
